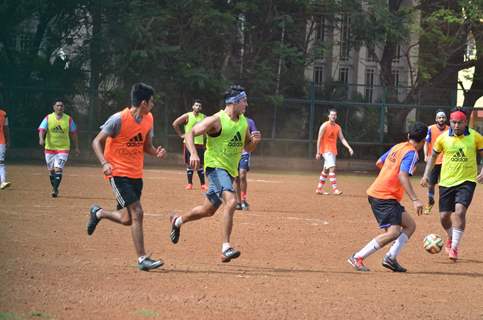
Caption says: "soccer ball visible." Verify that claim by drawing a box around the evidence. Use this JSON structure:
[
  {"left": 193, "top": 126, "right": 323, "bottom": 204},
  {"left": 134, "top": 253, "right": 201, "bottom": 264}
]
[{"left": 423, "top": 234, "right": 444, "bottom": 254}]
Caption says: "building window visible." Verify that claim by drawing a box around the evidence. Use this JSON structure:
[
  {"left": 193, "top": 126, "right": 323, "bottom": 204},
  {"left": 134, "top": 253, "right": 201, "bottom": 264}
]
[
  {"left": 365, "top": 68, "right": 375, "bottom": 102},
  {"left": 315, "top": 16, "right": 326, "bottom": 42},
  {"left": 339, "top": 67, "right": 349, "bottom": 84},
  {"left": 313, "top": 65, "right": 324, "bottom": 87},
  {"left": 392, "top": 44, "right": 401, "bottom": 63},
  {"left": 366, "top": 44, "right": 377, "bottom": 62},
  {"left": 339, "top": 14, "right": 351, "bottom": 61},
  {"left": 17, "top": 33, "right": 33, "bottom": 52}
]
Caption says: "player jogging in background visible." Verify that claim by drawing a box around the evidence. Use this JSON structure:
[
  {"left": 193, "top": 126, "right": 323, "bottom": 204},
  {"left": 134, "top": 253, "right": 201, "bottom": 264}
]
[
  {"left": 169, "top": 85, "right": 261, "bottom": 262},
  {"left": 235, "top": 115, "right": 258, "bottom": 211},
  {"left": 172, "top": 100, "right": 207, "bottom": 191},
  {"left": 348, "top": 122, "right": 427, "bottom": 272},
  {"left": 87, "top": 82, "right": 167, "bottom": 271},
  {"left": 421, "top": 109, "right": 483, "bottom": 261},
  {"left": 0, "top": 108, "right": 11, "bottom": 190},
  {"left": 38, "top": 100, "right": 80, "bottom": 197},
  {"left": 423, "top": 110, "right": 449, "bottom": 214},
  {"left": 315, "top": 108, "right": 353, "bottom": 195}
]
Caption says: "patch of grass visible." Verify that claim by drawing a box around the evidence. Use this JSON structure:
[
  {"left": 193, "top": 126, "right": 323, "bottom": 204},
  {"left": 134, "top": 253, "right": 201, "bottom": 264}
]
[
  {"left": 134, "top": 309, "right": 159, "bottom": 318},
  {"left": 29, "top": 311, "right": 51, "bottom": 319},
  {"left": 0, "top": 312, "right": 22, "bottom": 320}
]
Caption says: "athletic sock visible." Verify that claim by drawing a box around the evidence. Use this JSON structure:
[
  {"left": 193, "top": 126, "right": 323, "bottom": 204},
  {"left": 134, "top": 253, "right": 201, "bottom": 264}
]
[
  {"left": 428, "top": 192, "right": 435, "bottom": 205},
  {"left": 451, "top": 228, "right": 463, "bottom": 249},
  {"left": 355, "top": 239, "right": 381, "bottom": 259},
  {"left": 241, "top": 191, "right": 247, "bottom": 201},
  {"left": 317, "top": 171, "right": 327, "bottom": 189},
  {"left": 0, "top": 163, "right": 5, "bottom": 183},
  {"left": 222, "top": 242, "right": 231, "bottom": 253},
  {"left": 197, "top": 169, "right": 205, "bottom": 185},
  {"left": 53, "top": 173, "right": 62, "bottom": 189},
  {"left": 445, "top": 227, "right": 453, "bottom": 239},
  {"left": 387, "top": 232, "right": 409, "bottom": 259},
  {"left": 329, "top": 172, "right": 337, "bottom": 190},
  {"left": 174, "top": 216, "right": 183, "bottom": 228},
  {"left": 49, "top": 174, "right": 55, "bottom": 187},
  {"left": 186, "top": 169, "right": 194, "bottom": 184}
]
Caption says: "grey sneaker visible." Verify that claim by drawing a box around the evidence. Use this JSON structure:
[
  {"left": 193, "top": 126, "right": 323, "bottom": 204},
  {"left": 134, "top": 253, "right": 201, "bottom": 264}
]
[
  {"left": 382, "top": 255, "right": 407, "bottom": 272},
  {"left": 347, "top": 254, "right": 370, "bottom": 272},
  {"left": 170, "top": 214, "right": 181, "bottom": 244},
  {"left": 221, "top": 247, "right": 241, "bottom": 263},
  {"left": 235, "top": 203, "right": 242, "bottom": 210},
  {"left": 241, "top": 201, "right": 250, "bottom": 211},
  {"left": 138, "top": 257, "right": 164, "bottom": 271},
  {"left": 87, "top": 205, "right": 102, "bottom": 235}
]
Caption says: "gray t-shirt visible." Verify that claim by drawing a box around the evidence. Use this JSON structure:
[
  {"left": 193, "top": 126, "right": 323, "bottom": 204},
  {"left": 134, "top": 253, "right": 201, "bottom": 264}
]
[{"left": 100, "top": 112, "right": 153, "bottom": 138}]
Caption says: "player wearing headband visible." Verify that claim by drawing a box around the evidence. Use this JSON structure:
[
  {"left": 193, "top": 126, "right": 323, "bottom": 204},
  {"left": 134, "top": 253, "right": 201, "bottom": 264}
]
[
  {"left": 421, "top": 109, "right": 483, "bottom": 261},
  {"left": 423, "top": 110, "right": 449, "bottom": 214},
  {"left": 169, "top": 85, "right": 262, "bottom": 263}
]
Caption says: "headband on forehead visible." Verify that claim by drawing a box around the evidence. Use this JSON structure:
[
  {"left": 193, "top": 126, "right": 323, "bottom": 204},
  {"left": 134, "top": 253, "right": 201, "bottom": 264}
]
[
  {"left": 450, "top": 110, "right": 466, "bottom": 121},
  {"left": 436, "top": 111, "right": 446, "bottom": 118},
  {"left": 225, "top": 91, "right": 247, "bottom": 105}
]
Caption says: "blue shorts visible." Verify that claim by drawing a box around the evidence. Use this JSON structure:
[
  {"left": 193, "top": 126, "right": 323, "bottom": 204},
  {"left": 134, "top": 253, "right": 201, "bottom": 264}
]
[
  {"left": 205, "top": 168, "right": 234, "bottom": 208},
  {"left": 238, "top": 153, "right": 250, "bottom": 171}
]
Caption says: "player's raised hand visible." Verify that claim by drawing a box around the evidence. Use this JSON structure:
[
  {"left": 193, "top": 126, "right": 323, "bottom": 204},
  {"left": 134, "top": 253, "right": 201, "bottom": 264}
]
[
  {"left": 413, "top": 199, "right": 424, "bottom": 216},
  {"left": 190, "top": 154, "right": 200, "bottom": 170},
  {"left": 155, "top": 146, "right": 166, "bottom": 159}
]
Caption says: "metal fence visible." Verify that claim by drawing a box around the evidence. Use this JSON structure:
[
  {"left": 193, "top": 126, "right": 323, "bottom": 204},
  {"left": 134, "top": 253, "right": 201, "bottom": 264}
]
[{"left": 2, "top": 83, "right": 481, "bottom": 160}]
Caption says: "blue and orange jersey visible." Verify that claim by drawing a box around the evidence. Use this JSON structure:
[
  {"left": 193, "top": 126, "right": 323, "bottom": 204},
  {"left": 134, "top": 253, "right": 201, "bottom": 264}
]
[
  {"left": 367, "top": 142, "right": 418, "bottom": 202},
  {"left": 425, "top": 124, "right": 448, "bottom": 164}
]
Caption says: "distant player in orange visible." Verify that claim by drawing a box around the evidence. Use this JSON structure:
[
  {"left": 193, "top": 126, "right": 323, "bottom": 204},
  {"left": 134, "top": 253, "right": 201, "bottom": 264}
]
[
  {"left": 0, "top": 108, "right": 11, "bottom": 190},
  {"left": 348, "top": 122, "right": 427, "bottom": 272},
  {"left": 87, "top": 83, "right": 167, "bottom": 271},
  {"left": 423, "top": 110, "right": 448, "bottom": 214},
  {"left": 315, "top": 109, "right": 353, "bottom": 195}
]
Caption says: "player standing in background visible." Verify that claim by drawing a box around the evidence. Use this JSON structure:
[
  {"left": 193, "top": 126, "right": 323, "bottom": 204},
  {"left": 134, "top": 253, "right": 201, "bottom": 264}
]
[
  {"left": 169, "top": 85, "right": 261, "bottom": 262},
  {"left": 38, "top": 100, "right": 80, "bottom": 197},
  {"left": 0, "top": 108, "right": 11, "bottom": 190},
  {"left": 235, "top": 115, "right": 258, "bottom": 211},
  {"left": 87, "top": 83, "right": 167, "bottom": 271},
  {"left": 348, "top": 122, "right": 427, "bottom": 272},
  {"left": 315, "top": 108, "right": 354, "bottom": 195},
  {"left": 172, "top": 100, "right": 207, "bottom": 191},
  {"left": 423, "top": 110, "right": 449, "bottom": 214},
  {"left": 421, "top": 109, "right": 483, "bottom": 261}
]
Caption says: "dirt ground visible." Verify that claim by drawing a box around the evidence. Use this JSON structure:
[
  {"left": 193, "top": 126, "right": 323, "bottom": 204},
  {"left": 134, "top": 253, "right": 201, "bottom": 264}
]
[{"left": 1, "top": 163, "right": 483, "bottom": 320}]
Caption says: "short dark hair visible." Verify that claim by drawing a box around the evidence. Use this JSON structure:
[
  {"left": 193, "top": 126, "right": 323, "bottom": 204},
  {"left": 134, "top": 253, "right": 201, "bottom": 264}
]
[
  {"left": 131, "top": 83, "right": 154, "bottom": 107},
  {"left": 328, "top": 108, "right": 337, "bottom": 114},
  {"left": 53, "top": 99, "right": 64, "bottom": 105},
  {"left": 193, "top": 99, "right": 202, "bottom": 105},
  {"left": 408, "top": 121, "right": 428, "bottom": 143},
  {"left": 224, "top": 85, "right": 245, "bottom": 102}
]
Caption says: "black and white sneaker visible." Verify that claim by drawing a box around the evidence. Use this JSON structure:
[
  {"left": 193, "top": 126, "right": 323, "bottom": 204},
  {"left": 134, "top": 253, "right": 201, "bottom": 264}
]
[
  {"left": 221, "top": 247, "right": 241, "bottom": 263},
  {"left": 170, "top": 214, "right": 181, "bottom": 244},
  {"left": 235, "top": 203, "right": 242, "bottom": 210},
  {"left": 241, "top": 201, "right": 250, "bottom": 211},
  {"left": 382, "top": 255, "right": 407, "bottom": 272},
  {"left": 87, "top": 205, "right": 102, "bottom": 235},
  {"left": 138, "top": 257, "right": 164, "bottom": 271}
]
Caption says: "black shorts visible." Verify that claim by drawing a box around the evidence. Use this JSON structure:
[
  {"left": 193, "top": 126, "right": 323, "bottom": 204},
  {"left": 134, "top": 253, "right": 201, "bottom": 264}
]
[
  {"left": 109, "top": 176, "right": 143, "bottom": 210},
  {"left": 184, "top": 144, "right": 205, "bottom": 167},
  {"left": 368, "top": 196, "right": 405, "bottom": 229},
  {"left": 439, "top": 181, "right": 476, "bottom": 212},
  {"left": 428, "top": 164, "right": 442, "bottom": 186}
]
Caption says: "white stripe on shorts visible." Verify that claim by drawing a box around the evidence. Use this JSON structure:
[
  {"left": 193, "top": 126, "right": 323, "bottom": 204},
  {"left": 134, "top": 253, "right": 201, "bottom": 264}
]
[{"left": 110, "top": 178, "right": 126, "bottom": 208}]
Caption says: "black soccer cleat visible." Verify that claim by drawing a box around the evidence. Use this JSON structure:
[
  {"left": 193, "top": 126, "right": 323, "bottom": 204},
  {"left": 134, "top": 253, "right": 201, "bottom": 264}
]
[
  {"left": 170, "top": 214, "right": 181, "bottom": 244},
  {"left": 382, "top": 255, "right": 407, "bottom": 272},
  {"left": 221, "top": 247, "right": 241, "bottom": 263},
  {"left": 87, "top": 205, "right": 102, "bottom": 235}
]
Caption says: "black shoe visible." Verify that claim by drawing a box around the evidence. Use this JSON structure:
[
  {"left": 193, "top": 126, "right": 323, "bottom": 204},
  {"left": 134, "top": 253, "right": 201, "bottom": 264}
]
[
  {"left": 87, "top": 205, "right": 102, "bottom": 235},
  {"left": 235, "top": 203, "right": 242, "bottom": 210},
  {"left": 170, "top": 214, "right": 181, "bottom": 244},
  {"left": 241, "top": 201, "right": 250, "bottom": 211},
  {"left": 138, "top": 257, "right": 164, "bottom": 271},
  {"left": 221, "top": 247, "right": 241, "bottom": 263},
  {"left": 51, "top": 187, "right": 58, "bottom": 198},
  {"left": 382, "top": 255, "right": 407, "bottom": 272}
]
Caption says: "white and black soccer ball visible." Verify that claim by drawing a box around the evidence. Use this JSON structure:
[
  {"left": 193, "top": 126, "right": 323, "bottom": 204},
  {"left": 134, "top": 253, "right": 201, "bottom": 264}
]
[{"left": 423, "top": 234, "right": 444, "bottom": 254}]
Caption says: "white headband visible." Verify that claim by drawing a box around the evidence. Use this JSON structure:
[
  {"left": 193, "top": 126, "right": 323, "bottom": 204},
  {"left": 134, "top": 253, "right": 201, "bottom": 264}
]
[{"left": 436, "top": 111, "right": 446, "bottom": 118}]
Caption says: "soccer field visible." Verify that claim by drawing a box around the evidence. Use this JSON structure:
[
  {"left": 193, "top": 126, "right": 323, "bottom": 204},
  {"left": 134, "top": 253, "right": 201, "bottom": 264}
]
[{"left": 1, "top": 164, "right": 482, "bottom": 319}]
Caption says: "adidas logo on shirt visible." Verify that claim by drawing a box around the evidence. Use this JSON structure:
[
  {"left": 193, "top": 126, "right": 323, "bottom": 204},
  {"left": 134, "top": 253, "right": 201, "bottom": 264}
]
[
  {"left": 127, "top": 133, "right": 144, "bottom": 147},
  {"left": 52, "top": 125, "right": 65, "bottom": 133},
  {"left": 450, "top": 148, "right": 468, "bottom": 162},
  {"left": 228, "top": 131, "right": 243, "bottom": 148}
]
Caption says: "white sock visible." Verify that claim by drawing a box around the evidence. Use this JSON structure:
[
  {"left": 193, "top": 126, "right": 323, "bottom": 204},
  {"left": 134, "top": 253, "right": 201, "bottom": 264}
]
[
  {"left": 387, "top": 232, "right": 409, "bottom": 259},
  {"left": 175, "top": 216, "right": 183, "bottom": 228},
  {"left": 445, "top": 227, "right": 453, "bottom": 239},
  {"left": 222, "top": 242, "right": 231, "bottom": 253},
  {"left": 95, "top": 209, "right": 103, "bottom": 219},
  {"left": 451, "top": 228, "right": 464, "bottom": 249},
  {"left": 138, "top": 256, "right": 146, "bottom": 263},
  {"left": 355, "top": 239, "right": 381, "bottom": 259},
  {"left": 0, "top": 164, "right": 5, "bottom": 183}
]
